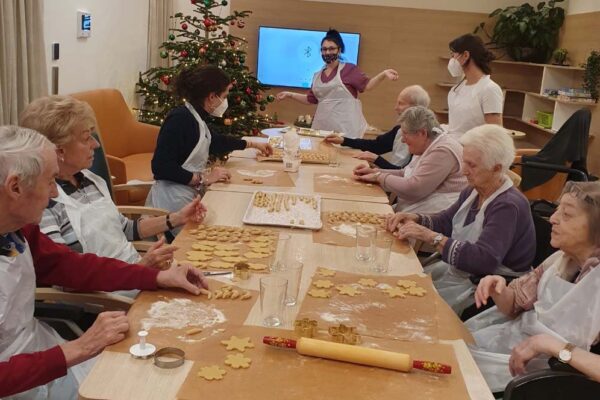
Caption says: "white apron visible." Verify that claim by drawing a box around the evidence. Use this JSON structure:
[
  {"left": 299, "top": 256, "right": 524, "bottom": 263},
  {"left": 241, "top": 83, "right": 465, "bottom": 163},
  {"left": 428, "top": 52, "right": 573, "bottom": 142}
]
[
  {"left": 147, "top": 102, "right": 210, "bottom": 217},
  {"left": 387, "top": 131, "right": 410, "bottom": 167},
  {"left": 394, "top": 134, "right": 462, "bottom": 214},
  {"left": 53, "top": 170, "right": 140, "bottom": 264},
  {"left": 424, "top": 177, "right": 517, "bottom": 314},
  {"left": 311, "top": 63, "right": 368, "bottom": 139},
  {"left": 466, "top": 251, "right": 600, "bottom": 392},
  {"left": 0, "top": 238, "right": 94, "bottom": 399}
]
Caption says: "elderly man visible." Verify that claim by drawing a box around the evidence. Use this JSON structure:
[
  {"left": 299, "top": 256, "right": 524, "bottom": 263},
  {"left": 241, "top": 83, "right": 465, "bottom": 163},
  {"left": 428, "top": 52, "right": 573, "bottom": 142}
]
[
  {"left": 0, "top": 126, "right": 209, "bottom": 398},
  {"left": 325, "top": 84, "right": 430, "bottom": 169}
]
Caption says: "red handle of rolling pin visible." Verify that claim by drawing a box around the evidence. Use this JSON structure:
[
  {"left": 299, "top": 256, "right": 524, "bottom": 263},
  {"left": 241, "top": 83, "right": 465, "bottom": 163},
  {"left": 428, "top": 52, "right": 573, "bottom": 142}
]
[
  {"left": 412, "top": 360, "right": 452, "bottom": 374},
  {"left": 263, "top": 336, "right": 297, "bottom": 349}
]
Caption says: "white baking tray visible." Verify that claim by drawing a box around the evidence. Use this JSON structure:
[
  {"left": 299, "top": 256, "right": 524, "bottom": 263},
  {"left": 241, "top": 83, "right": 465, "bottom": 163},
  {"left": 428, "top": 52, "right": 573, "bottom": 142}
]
[{"left": 242, "top": 191, "right": 323, "bottom": 230}]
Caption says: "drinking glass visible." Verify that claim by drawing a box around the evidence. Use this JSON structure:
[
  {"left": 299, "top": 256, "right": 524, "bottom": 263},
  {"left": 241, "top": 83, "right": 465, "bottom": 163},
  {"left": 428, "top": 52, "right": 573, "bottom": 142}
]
[
  {"left": 260, "top": 276, "right": 288, "bottom": 327},
  {"left": 355, "top": 224, "right": 376, "bottom": 261}
]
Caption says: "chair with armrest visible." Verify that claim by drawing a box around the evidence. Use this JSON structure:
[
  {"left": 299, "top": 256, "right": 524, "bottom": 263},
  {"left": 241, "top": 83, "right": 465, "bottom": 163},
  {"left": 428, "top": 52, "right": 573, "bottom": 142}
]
[{"left": 70, "top": 89, "right": 159, "bottom": 206}]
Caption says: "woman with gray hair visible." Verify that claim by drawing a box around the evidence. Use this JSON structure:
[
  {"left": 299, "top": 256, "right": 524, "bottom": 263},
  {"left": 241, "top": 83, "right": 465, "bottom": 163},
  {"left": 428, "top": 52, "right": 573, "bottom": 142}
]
[
  {"left": 468, "top": 181, "right": 600, "bottom": 392},
  {"left": 387, "top": 124, "right": 535, "bottom": 314},
  {"left": 354, "top": 106, "right": 467, "bottom": 213}
]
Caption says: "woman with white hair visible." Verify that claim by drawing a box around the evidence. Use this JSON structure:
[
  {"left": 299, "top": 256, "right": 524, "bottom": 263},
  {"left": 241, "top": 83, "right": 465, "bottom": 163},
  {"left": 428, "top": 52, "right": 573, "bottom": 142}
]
[
  {"left": 468, "top": 181, "right": 600, "bottom": 392},
  {"left": 387, "top": 124, "right": 535, "bottom": 314},
  {"left": 354, "top": 106, "right": 467, "bottom": 213}
]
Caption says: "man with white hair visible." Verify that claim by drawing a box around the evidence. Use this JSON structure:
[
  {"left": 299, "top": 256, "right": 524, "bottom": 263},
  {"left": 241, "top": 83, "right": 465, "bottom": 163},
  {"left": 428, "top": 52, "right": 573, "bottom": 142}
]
[
  {"left": 325, "top": 84, "right": 430, "bottom": 169},
  {"left": 0, "top": 126, "right": 209, "bottom": 398}
]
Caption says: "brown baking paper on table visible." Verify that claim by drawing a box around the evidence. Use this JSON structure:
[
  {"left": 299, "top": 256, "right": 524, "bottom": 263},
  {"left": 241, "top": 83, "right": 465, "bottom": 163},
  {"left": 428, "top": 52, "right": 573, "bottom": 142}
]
[
  {"left": 227, "top": 164, "right": 295, "bottom": 187},
  {"left": 173, "top": 224, "right": 279, "bottom": 273},
  {"left": 312, "top": 212, "right": 411, "bottom": 254},
  {"left": 313, "top": 172, "right": 385, "bottom": 197},
  {"left": 177, "top": 325, "right": 470, "bottom": 400},
  {"left": 109, "top": 284, "right": 258, "bottom": 356}
]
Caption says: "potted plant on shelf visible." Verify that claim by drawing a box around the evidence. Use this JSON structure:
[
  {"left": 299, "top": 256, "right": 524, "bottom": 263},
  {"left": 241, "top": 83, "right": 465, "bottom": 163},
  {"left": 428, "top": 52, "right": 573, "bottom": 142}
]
[
  {"left": 582, "top": 51, "right": 600, "bottom": 102},
  {"left": 552, "top": 48, "right": 569, "bottom": 65},
  {"left": 474, "top": 0, "right": 565, "bottom": 63}
]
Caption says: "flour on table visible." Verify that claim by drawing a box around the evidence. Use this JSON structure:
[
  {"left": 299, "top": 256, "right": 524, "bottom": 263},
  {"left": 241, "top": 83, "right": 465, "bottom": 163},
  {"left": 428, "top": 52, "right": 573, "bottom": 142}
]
[
  {"left": 237, "top": 169, "right": 276, "bottom": 178},
  {"left": 331, "top": 223, "right": 357, "bottom": 237},
  {"left": 141, "top": 298, "right": 226, "bottom": 331}
]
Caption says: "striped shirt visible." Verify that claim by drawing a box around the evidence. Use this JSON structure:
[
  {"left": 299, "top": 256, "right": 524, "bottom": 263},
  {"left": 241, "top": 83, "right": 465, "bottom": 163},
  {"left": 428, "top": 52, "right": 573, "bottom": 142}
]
[{"left": 40, "top": 172, "right": 140, "bottom": 252}]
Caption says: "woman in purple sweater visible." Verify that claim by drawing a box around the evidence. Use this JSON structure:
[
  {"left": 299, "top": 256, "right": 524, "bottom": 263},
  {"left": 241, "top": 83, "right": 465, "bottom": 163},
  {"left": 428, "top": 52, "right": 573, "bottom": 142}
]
[{"left": 387, "top": 124, "right": 535, "bottom": 314}]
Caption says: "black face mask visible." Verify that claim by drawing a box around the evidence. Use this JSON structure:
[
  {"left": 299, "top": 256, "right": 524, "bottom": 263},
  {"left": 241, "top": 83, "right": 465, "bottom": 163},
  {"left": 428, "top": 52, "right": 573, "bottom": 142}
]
[{"left": 322, "top": 53, "right": 338, "bottom": 64}]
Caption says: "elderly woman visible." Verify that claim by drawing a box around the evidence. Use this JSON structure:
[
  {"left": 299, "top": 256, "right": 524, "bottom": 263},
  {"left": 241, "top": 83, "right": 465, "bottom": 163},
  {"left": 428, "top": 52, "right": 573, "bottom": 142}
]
[
  {"left": 354, "top": 106, "right": 467, "bottom": 214},
  {"left": 148, "top": 65, "right": 272, "bottom": 214},
  {"left": 467, "top": 182, "right": 600, "bottom": 392},
  {"left": 387, "top": 124, "right": 535, "bottom": 313},
  {"left": 19, "top": 95, "right": 206, "bottom": 268}
]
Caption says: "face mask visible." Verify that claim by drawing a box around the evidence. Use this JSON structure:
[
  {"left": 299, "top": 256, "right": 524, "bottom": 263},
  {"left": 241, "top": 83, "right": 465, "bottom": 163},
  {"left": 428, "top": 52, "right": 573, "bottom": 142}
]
[
  {"left": 447, "top": 57, "right": 464, "bottom": 78},
  {"left": 210, "top": 96, "right": 228, "bottom": 117},
  {"left": 322, "top": 53, "right": 338, "bottom": 64}
]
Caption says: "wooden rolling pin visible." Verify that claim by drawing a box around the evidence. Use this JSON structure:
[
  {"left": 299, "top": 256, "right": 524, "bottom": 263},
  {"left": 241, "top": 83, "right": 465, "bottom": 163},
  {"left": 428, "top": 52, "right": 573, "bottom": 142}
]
[{"left": 263, "top": 336, "right": 451, "bottom": 374}]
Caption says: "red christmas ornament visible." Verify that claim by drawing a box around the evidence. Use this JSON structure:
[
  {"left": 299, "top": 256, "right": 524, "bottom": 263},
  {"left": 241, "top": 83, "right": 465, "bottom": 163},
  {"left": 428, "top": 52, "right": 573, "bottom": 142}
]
[
  {"left": 181, "top": 23, "right": 188, "bottom": 30},
  {"left": 199, "top": 47, "right": 206, "bottom": 54},
  {"left": 237, "top": 20, "right": 245, "bottom": 28},
  {"left": 245, "top": 87, "right": 252, "bottom": 95},
  {"left": 230, "top": 19, "right": 236, "bottom": 26},
  {"left": 252, "top": 128, "right": 259, "bottom": 136},
  {"left": 256, "top": 94, "right": 263, "bottom": 101},
  {"left": 203, "top": 18, "right": 213, "bottom": 27},
  {"left": 180, "top": 50, "right": 189, "bottom": 58},
  {"left": 160, "top": 75, "right": 171, "bottom": 85}
]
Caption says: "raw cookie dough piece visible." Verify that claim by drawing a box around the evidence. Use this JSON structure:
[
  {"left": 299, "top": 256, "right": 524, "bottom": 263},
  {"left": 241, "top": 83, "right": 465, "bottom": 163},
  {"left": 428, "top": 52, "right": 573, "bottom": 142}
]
[
  {"left": 336, "top": 285, "right": 362, "bottom": 297},
  {"left": 244, "top": 252, "right": 270, "bottom": 259},
  {"left": 307, "top": 288, "right": 332, "bottom": 298},
  {"left": 383, "top": 287, "right": 408, "bottom": 298},
  {"left": 186, "top": 251, "right": 213, "bottom": 262},
  {"left": 406, "top": 286, "right": 427, "bottom": 297},
  {"left": 396, "top": 279, "right": 418, "bottom": 289},
  {"left": 358, "top": 278, "right": 378, "bottom": 287},
  {"left": 248, "top": 263, "right": 268, "bottom": 271},
  {"left": 313, "top": 279, "right": 334, "bottom": 289},
  {"left": 213, "top": 250, "right": 240, "bottom": 257},
  {"left": 248, "top": 242, "right": 270, "bottom": 248},
  {"left": 209, "top": 261, "right": 235, "bottom": 269},
  {"left": 224, "top": 353, "right": 252, "bottom": 369},
  {"left": 317, "top": 268, "right": 336, "bottom": 277},
  {"left": 221, "top": 336, "right": 254, "bottom": 352},
  {"left": 191, "top": 244, "right": 215, "bottom": 251},
  {"left": 215, "top": 244, "right": 238, "bottom": 251},
  {"left": 197, "top": 365, "right": 227, "bottom": 381},
  {"left": 222, "top": 256, "right": 247, "bottom": 263}
]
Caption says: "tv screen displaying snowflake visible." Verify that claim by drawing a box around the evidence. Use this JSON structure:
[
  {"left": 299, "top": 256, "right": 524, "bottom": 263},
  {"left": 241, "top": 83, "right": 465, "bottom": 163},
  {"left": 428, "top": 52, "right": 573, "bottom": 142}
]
[{"left": 257, "top": 26, "right": 360, "bottom": 89}]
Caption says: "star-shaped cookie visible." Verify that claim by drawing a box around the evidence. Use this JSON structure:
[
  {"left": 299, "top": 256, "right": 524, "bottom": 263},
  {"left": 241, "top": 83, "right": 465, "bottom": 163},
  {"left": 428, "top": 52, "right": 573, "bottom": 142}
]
[
  {"left": 336, "top": 285, "right": 362, "bottom": 297},
  {"left": 307, "top": 288, "right": 332, "bottom": 298},
  {"left": 221, "top": 336, "right": 254, "bottom": 352},
  {"left": 197, "top": 365, "right": 227, "bottom": 381},
  {"left": 406, "top": 286, "right": 427, "bottom": 297},
  {"left": 396, "top": 279, "right": 417, "bottom": 289},
  {"left": 358, "top": 278, "right": 378, "bottom": 287},
  {"left": 383, "top": 287, "right": 407, "bottom": 298},
  {"left": 317, "top": 268, "right": 336, "bottom": 277},
  {"left": 224, "top": 353, "right": 252, "bottom": 369},
  {"left": 313, "top": 279, "right": 334, "bottom": 289}
]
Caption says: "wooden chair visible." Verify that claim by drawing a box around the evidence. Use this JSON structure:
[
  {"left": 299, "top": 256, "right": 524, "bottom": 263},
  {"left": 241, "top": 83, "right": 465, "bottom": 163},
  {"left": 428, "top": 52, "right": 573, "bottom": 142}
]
[{"left": 71, "top": 89, "right": 159, "bottom": 206}]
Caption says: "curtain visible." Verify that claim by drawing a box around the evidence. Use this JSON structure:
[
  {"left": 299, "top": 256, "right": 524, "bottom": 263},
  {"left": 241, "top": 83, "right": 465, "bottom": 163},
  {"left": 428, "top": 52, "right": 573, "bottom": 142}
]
[
  {"left": 147, "top": 0, "right": 174, "bottom": 69},
  {"left": 0, "top": 0, "right": 48, "bottom": 125}
]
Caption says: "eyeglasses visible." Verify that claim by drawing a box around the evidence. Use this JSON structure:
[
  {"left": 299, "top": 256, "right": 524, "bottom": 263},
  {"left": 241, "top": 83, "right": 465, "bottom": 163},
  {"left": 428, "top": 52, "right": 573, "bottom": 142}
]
[
  {"left": 563, "top": 181, "right": 600, "bottom": 208},
  {"left": 320, "top": 46, "right": 339, "bottom": 52}
]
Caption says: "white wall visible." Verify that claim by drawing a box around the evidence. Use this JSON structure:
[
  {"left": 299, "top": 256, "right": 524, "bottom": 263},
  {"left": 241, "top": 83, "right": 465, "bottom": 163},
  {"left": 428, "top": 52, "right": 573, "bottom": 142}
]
[
  {"left": 566, "top": 0, "right": 600, "bottom": 15},
  {"left": 43, "top": 0, "right": 149, "bottom": 106},
  {"left": 303, "top": 0, "right": 527, "bottom": 13}
]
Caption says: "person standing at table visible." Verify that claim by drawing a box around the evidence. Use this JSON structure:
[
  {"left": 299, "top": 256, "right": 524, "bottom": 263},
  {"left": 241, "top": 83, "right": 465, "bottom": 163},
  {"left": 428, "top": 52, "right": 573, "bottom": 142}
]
[
  {"left": 446, "top": 34, "right": 504, "bottom": 139},
  {"left": 276, "top": 29, "right": 399, "bottom": 139},
  {"left": 147, "top": 65, "right": 272, "bottom": 222},
  {"left": 324, "top": 85, "right": 430, "bottom": 169}
]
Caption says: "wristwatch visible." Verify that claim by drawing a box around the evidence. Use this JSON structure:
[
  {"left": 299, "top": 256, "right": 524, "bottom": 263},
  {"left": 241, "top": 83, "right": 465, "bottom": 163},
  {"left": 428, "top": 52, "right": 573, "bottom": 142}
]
[
  {"left": 558, "top": 342, "right": 575, "bottom": 363},
  {"left": 431, "top": 233, "right": 444, "bottom": 247}
]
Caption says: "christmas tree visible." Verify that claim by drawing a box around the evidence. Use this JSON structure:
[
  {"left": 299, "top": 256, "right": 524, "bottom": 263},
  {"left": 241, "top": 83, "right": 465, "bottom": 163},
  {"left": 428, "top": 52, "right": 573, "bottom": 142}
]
[{"left": 136, "top": 0, "right": 274, "bottom": 136}]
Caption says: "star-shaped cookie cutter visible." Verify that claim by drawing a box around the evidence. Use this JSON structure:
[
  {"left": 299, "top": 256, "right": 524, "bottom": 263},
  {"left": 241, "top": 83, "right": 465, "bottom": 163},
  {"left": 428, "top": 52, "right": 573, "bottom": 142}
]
[
  {"left": 294, "top": 318, "right": 318, "bottom": 338},
  {"left": 328, "top": 324, "right": 361, "bottom": 345}
]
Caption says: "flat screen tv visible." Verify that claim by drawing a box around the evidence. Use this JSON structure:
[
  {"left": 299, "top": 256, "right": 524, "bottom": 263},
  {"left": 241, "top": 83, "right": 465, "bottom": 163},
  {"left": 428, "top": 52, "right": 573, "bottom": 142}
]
[{"left": 257, "top": 26, "right": 360, "bottom": 89}]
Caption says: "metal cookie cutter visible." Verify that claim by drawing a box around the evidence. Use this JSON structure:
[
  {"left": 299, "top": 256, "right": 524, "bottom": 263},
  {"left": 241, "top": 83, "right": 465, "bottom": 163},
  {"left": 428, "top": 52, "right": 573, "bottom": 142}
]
[
  {"left": 154, "top": 347, "right": 186, "bottom": 369},
  {"left": 294, "top": 318, "right": 318, "bottom": 338},
  {"left": 233, "top": 262, "right": 250, "bottom": 280},
  {"left": 328, "top": 324, "right": 361, "bottom": 345}
]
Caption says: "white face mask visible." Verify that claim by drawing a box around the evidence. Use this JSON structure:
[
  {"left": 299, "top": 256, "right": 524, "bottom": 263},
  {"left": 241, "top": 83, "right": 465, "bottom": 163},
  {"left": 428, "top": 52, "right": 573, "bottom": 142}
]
[
  {"left": 447, "top": 57, "right": 464, "bottom": 78},
  {"left": 210, "top": 96, "right": 228, "bottom": 117}
]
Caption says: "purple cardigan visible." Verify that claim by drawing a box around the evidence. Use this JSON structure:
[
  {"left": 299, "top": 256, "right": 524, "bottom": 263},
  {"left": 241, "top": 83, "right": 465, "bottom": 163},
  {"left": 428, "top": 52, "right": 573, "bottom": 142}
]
[{"left": 419, "top": 186, "right": 535, "bottom": 276}]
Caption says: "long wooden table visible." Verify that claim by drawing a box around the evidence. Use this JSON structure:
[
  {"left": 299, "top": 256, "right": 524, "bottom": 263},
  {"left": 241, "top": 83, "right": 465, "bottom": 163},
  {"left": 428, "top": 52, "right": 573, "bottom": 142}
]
[{"left": 79, "top": 137, "right": 494, "bottom": 400}]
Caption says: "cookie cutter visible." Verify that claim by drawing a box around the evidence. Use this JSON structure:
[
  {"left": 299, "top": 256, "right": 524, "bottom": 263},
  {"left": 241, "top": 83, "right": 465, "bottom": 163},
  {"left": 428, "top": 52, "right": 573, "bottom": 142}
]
[
  {"left": 294, "top": 318, "right": 318, "bottom": 338},
  {"left": 328, "top": 324, "right": 361, "bottom": 345},
  {"left": 233, "top": 262, "right": 250, "bottom": 280},
  {"left": 153, "top": 347, "right": 185, "bottom": 369}
]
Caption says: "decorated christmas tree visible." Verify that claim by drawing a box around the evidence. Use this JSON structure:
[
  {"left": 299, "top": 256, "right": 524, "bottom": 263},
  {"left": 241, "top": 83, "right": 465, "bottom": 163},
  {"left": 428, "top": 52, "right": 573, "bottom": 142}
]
[{"left": 136, "top": 0, "right": 274, "bottom": 136}]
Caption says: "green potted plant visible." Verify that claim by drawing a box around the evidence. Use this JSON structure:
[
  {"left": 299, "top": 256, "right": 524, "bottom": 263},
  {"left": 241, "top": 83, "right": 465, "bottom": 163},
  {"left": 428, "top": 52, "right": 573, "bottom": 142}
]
[
  {"left": 552, "top": 48, "right": 569, "bottom": 65},
  {"left": 474, "top": 0, "right": 565, "bottom": 63},
  {"left": 582, "top": 51, "right": 600, "bottom": 102}
]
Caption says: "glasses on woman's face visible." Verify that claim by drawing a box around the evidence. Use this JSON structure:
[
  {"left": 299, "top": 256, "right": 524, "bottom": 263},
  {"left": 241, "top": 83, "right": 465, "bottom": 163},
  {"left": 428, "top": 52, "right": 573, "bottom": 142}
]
[{"left": 321, "top": 46, "right": 339, "bottom": 53}]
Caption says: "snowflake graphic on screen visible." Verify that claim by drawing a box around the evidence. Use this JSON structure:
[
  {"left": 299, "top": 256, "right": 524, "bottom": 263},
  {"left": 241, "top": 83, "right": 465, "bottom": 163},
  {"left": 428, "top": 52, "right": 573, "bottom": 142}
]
[{"left": 304, "top": 46, "right": 312, "bottom": 58}]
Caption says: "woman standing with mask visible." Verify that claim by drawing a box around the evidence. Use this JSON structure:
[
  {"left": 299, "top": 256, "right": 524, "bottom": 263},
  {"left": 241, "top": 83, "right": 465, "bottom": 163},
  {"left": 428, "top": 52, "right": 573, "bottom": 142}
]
[
  {"left": 446, "top": 34, "right": 504, "bottom": 139},
  {"left": 277, "top": 29, "right": 398, "bottom": 139},
  {"left": 147, "top": 65, "right": 272, "bottom": 226}
]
